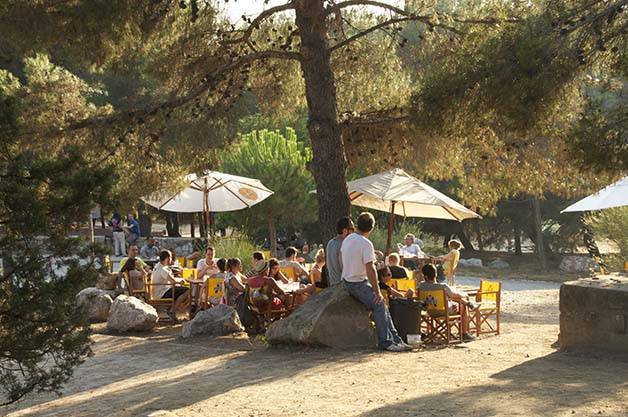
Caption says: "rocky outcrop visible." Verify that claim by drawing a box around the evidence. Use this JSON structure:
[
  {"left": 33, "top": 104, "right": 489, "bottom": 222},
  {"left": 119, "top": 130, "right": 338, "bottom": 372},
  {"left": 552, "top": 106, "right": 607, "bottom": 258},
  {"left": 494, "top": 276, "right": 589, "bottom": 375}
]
[
  {"left": 181, "top": 304, "right": 244, "bottom": 338},
  {"left": 76, "top": 287, "right": 113, "bottom": 322},
  {"left": 560, "top": 256, "right": 598, "bottom": 273},
  {"left": 489, "top": 259, "right": 511, "bottom": 269},
  {"left": 458, "top": 258, "right": 483, "bottom": 268},
  {"left": 107, "top": 295, "right": 158, "bottom": 332},
  {"left": 266, "top": 285, "right": 377, "bottom": 349}
]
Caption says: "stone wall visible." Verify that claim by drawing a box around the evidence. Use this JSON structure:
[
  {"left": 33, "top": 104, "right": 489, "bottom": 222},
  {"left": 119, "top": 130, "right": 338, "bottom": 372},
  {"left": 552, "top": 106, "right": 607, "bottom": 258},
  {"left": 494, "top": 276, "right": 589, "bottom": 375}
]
[{"left": 559, "top": 275, "right": 628, "bottom": 352}]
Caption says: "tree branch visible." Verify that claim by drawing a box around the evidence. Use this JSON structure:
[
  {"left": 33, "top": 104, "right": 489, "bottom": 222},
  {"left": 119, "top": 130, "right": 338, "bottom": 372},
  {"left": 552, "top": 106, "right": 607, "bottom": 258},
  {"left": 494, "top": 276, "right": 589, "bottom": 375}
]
[{"left": 223, "top": 1, "right": 296, "bottom": 45}]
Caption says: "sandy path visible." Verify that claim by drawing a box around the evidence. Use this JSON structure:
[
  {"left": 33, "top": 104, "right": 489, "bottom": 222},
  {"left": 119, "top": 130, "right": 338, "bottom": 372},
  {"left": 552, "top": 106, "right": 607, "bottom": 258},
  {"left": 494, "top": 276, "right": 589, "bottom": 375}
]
[{"left": 4, "top": 280, "right": 628, "bottom": 417}]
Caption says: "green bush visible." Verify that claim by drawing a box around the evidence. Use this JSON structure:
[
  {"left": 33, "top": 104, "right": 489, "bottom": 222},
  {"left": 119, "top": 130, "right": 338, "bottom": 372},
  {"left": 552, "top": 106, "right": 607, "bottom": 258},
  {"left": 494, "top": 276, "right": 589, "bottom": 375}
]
[
  {"left": 585, "top": 207, "right": 628, "bottom": 271},
  {"left": 209, "top": 235, "right": 261, "bottom": 270}
]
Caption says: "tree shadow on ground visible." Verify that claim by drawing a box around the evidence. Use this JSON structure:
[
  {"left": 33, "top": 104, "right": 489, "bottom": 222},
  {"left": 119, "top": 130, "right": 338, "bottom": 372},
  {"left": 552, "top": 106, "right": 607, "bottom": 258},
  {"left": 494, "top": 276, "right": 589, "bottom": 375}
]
[
  {"left": 357, "top": 351, "right": 628, "bottom": 417},
  {"left": 6, "top": 330, "right": 377, "bottom": 417}
]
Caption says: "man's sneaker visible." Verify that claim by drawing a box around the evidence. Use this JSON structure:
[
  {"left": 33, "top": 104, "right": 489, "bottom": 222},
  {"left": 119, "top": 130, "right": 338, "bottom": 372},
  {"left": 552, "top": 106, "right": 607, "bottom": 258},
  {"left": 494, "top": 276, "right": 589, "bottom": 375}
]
[
  {"left": 463, "top": 333, "right": 476, "bottom": 342},
  {"left": 398, "top": 341, "right": 415, "bottom": 351},
  {"left": 385, "top": 343, "right": 408, "bottom": 352}
]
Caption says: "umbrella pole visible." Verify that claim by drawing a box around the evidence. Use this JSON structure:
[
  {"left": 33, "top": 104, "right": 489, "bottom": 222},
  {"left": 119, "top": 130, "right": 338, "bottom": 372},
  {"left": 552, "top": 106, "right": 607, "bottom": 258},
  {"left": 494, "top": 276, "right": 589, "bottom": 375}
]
[{"left": 386, "top": 201, "right": 396, "bottom": 255}]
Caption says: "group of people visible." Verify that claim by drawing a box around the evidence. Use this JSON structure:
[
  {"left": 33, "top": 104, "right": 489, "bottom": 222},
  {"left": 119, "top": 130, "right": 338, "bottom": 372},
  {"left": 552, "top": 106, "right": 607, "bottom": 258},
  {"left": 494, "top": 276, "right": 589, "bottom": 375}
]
[
  {"left": 323, "top": 213, "right": 474, "bottom": 352},
  {"left": 110, "top": 213, "right": 142, "bottom": 257}
]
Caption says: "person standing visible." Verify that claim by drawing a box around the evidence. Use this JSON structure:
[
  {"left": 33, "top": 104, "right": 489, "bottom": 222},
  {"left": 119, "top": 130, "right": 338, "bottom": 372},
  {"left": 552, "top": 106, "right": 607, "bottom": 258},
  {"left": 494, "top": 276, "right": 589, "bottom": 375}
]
[
  {"left": 111, "top": 213, "right": 126, "bottom": 256},
  {"left": 326, "top": 217, "right": 354, "bottom": 287},
  {"left": 123, "top": 213, "right": 141, "bottom": 246},
  {"left": 341, "top": 212, "right": 411, "bottom": 352}
]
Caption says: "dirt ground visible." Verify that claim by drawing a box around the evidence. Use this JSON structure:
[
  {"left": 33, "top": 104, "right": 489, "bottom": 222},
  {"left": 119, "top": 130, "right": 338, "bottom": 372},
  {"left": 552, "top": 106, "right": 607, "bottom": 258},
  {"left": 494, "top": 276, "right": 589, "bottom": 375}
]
[{"left": 4, "top": 279, "right": 628, "bottom": 417}]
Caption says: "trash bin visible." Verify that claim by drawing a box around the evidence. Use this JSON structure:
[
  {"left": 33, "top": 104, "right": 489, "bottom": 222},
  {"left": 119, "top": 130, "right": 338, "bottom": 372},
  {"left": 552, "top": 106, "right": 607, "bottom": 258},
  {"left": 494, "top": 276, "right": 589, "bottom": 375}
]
[{"left": 389, "top": 298, "right": 423, "bottom": 343}]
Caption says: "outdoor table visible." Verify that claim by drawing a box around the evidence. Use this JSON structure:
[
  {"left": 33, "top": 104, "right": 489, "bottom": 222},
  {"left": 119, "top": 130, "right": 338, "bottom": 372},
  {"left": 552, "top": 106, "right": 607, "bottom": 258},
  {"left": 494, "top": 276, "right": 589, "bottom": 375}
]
[
  {"left": 276, "top": 281, "right": 302, "bottom": 311},
  {"left": 456, "top": 285, "right": 478, "bottom": 297},
  {"left": 185, "top": 278, "right": 205, "bottom": 318}
]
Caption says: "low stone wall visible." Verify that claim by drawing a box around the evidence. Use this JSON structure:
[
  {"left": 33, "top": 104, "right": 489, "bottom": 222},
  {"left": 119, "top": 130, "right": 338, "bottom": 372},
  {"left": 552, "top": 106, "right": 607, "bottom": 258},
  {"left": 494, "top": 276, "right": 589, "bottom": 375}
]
[
  {"left": 559, "top": 275, "right": 628, "bottom": 352},
  {"left": 152, "top": 237, "right": 196, "bottom": 256}
]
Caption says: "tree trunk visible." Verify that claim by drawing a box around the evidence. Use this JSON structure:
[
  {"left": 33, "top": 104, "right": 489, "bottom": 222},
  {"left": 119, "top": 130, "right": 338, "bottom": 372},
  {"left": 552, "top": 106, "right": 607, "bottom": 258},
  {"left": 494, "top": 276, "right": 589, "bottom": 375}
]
[
  {"left": 474, "top": 220, "right": 483, "bottom": 252},
  {"left": 514, "top": 223, "right": 522, "bottom": 255},
  {"left": 197, "top": 212, "right": 206, "bottom": 239},
  {"left": 190, "top": 214, "right": 195, "bottom": 238},
  {"left": 455, "top": 222, "right": 474, "bottom": 251},
  {"left": 295, "top": 0, "right": 351, "bottom": 241},
  {"left": 165, "top": 212, "right": 181, "bottom": 237},
  {"left": 531, "top": 198, "right": 547, "bottom": 269},
  {"left": 268, "top": 219, "right": 277, "bottom": 258}
]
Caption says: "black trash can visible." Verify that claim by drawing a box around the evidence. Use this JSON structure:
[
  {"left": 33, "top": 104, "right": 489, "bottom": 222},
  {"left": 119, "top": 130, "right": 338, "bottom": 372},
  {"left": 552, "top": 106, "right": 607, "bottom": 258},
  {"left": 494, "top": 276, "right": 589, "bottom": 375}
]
[{"left": 389, "top": 298, "right": 423, "bottom": 343}]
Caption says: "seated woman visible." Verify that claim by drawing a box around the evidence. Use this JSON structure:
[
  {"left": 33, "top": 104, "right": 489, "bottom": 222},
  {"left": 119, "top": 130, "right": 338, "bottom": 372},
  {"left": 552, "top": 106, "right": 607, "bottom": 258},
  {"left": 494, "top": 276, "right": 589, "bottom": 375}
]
[
  {"left": 119, "top": 257, "right": 147, "bottom": 294},
  {"left": 309, "top": 249, "right": 329, "bottom": 289},
  {"left": 268, "top": 258, "right": 314, "bottom": 305},
  {"left": 377, "top": 266, "right": 415, "bottom": 299},
  {"left": 151, "top": 250, "right": 190, "bottom": 322},
  {"left": 222, "top": 258, "right": 247, "bottom": 307},
  {"left": 248, "top": 260, "right": 286, "bottom": 311}
]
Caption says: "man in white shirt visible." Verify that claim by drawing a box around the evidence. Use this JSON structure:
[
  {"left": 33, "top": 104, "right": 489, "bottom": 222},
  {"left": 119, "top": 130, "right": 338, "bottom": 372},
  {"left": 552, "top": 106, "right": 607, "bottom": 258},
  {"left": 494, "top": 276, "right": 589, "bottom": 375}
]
[
  {"left": 152, "top": 250, "right": 189, "bottom": 322},
  {"left": 341, "top": 212, "right": 411, "bottom": 352},
  {"left": 399, "top": 234, "right": 425, "bottom": 269},
  {"left": 196, "top": 246, "right": 219, "bottom": 278}
]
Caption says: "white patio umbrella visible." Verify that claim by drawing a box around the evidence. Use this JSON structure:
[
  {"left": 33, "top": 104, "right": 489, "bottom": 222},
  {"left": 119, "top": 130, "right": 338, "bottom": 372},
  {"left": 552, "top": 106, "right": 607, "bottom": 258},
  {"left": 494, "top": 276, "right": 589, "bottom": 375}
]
[
  {"left": 334, "top": 168, "right": 480, "bottom": 253},
  {"left": 143, "top": 171, "right": 273, "bottom": 236},
  {"left": 561, "top": 176, "right": 628, "bottom": 213}
]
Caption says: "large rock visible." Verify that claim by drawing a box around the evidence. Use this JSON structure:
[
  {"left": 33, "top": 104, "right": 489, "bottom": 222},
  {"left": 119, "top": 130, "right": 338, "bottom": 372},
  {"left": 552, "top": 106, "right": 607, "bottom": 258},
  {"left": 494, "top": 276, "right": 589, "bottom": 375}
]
[
  {"left": 459, "top": 258, "right": 483, "bottom": 268},
  {"left": 266, "top": 285, "right": 377, "bottom": 349},
  {"left": 489, "top": 259, "right": 510, "bottom": 269},
  {"left": 181, "top": 304, "right": 244, "bottom": 338},
  {"left": 107, "top": 295, "right": 158, "bottom": 332},
  {"left": 76, "top": 287, "right": 113, "bottom": 322},
  {"left": 560, "top": 256, "right": 598, "bottom": 273},
  {"left": 560, "top": 275, "right": 628, "bottom": 352}
]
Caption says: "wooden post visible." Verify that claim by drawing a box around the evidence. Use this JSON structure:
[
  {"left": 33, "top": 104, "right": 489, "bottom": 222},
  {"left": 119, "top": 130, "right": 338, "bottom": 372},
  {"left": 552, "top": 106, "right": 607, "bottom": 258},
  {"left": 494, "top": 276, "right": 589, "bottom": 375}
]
[
  {"left": 385, "top": 201, "right": 396, "bottom": 255},
  {"left": 531, "top": 197, "right": 547, "bottom": 269}
]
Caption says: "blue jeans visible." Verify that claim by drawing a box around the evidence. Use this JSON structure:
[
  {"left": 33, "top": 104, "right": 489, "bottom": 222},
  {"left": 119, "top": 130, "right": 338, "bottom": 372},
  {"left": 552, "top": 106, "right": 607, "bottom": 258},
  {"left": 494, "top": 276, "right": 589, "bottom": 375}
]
[{"left": 343, "top": 280, "right": 402, "bottom": 349}]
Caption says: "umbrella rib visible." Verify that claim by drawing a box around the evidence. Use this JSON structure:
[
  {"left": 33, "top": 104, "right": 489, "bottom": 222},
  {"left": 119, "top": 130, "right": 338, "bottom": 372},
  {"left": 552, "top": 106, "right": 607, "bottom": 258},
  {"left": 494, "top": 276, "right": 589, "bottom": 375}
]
[{"left": 215, "top": 178, "right": 251, "bottom": 208}]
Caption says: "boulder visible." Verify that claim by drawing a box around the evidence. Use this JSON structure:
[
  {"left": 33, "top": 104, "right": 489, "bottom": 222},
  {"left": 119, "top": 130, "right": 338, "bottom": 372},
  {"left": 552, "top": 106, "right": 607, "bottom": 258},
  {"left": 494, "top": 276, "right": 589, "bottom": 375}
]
[
  {"left": 459, "top": 258, "right": 483, "bottom": 268},
  {"left": 489, "top": 259, "right": 511, "bottom": 269},
  {"left": 266, "top": 285, "right": 377, "bottom": 349},
  {"left": 181, "top": 304, "right": 244, "bottom": 338},
  {"left": 76, "top": 287, "right": 113, "bottom": 322},
  {"left": 107, "top": 295, "right": 158, "bottom": 332},
  {"left": 560, "top": 256, "right": 598, "bottom": 273}
]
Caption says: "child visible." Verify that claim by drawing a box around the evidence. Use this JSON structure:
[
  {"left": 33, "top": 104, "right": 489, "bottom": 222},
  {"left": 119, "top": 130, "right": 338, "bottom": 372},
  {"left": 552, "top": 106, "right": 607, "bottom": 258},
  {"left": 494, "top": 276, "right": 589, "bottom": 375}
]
[{"left": 433, "top": 239, "right": 463, "bottom": 286}]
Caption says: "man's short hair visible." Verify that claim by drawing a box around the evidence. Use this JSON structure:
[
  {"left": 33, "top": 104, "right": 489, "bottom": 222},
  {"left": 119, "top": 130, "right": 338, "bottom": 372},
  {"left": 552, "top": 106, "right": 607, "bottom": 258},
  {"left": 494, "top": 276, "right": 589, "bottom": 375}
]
[
  {"left": 422, "top": 264, "right": 437, "bottom": 280},
  {"left": 128, "top": 244, "right": 138, "bottom": 250},
  {"left": 336, "top": 216, "right": 354, "bottom": 234},
  {"left": 356, "top": 212, "right": 375, "bottom": 233},
  {"left": 252, "top": 251, "right": 264, "bottom": 261},
  {"left": 285, "top": 246, "right": 297, "bottom": 258},
  {"left": 159, "top": 250, "right": 172, "bottom": 262}
]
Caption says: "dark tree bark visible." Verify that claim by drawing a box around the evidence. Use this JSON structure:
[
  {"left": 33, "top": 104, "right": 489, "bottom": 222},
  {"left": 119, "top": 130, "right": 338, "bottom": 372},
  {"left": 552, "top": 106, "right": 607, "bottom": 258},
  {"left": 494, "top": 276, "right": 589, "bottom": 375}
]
[
  {"left": 190, "top": 214, "right": 195, "bottom": 238},
  {"left": 268, "top": 219, "right": 278, "bottom": 258},
  {"left": 514, "top": 223, "right": 522, "bottom": 255},
  {"left": 165, "top": 212, "right": 181, "bottom": 237},
  {"left": 474, "top": 220, "right": 483, "bottom": 251},
  {"left": 531, "top": 198, "right": 547, "bottom": 269},
  {"left": 295, "top": 0, "right": 351, "bottom": 241}
]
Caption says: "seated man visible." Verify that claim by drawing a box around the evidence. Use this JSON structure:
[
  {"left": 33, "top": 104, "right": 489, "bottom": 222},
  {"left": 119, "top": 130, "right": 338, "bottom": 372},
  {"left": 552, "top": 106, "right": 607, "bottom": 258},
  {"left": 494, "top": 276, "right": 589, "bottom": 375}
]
[
  {"left": 399, "top": 234, "right": 425, "bottom": 270},
  {"left": 118, "top": 244, "right": 151, "bottom": 291},
  {"left": 140, "top": 236, "right": 160, "bottom": 261},
  {"left": 196, "top": 246, "right": 219, "bottom": 278},
  {"left": 419, "top": 264, "right": 476, "bottom": 342},
  {"left": 386, "top": 253, "right": 411, "bottom": 279},
  {"left": 279, "top": 247, "right": 309, "bottom": 283},
  {"left": 245, "top": 251, "right": 265, "bottom": 278},
  {"left": 151, "top": 250, "right": 190, "bottom": 322},
  {"left": 378, "top": 266, "right": 414, "bottom": 299}
]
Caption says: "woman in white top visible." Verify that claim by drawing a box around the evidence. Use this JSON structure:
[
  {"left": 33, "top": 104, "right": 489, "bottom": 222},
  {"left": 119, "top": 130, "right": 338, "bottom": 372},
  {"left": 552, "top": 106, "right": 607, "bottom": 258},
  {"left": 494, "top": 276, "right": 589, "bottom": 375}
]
[{"left": 222, "top": 258, "right": 247, "bottom": 306}]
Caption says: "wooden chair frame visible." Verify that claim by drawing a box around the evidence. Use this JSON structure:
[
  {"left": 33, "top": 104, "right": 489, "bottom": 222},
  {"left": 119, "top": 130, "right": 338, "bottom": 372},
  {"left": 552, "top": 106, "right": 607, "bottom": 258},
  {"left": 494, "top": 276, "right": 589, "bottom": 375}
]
[
  {"left": 144, "top": 277, "right": 177, "bottom": 322},
  {"left": 245, "top": 283, "right": 289, "bottom": 331},
  {"left": 418, "top": 289, "right": 464, "bottom": 344},
  {"left": 121, "top": 271, "right": 148, "bottom": 301},
  {"left": 473, "top": 280, "right": 501, "bottom": 336}
]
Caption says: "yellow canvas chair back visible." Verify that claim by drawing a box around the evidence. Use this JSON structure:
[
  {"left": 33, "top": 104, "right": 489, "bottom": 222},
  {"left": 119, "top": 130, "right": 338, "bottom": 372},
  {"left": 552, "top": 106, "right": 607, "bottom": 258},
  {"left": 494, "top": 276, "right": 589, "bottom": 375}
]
[
  {"left": 262, "top": 250, "right": 271, "bottom": 260},
  {"left": 478, "top": 280, "right": 501, "bottom": 303},
  {"left": 206, "top": 277, "right": 224, "bottom": 304},
  {"left": 176, "top": 257, "right": 186, "bottom": 267},
  {"left": 392, "top": 278, "right": 416, "bottom": 293},
  {"left": 418, "top": 289, "right": 447, "bottom": 316},
  {"left": 280, "top": 267, "right": 297, "bottom": 282},
  {"left": 181, "top": 268, "right": 197, "bottom": 279}
]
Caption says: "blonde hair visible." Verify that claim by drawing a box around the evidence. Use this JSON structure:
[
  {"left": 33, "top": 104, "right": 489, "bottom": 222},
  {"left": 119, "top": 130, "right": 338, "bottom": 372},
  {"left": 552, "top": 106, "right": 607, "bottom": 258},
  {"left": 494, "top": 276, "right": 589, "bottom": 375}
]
[
  {"left": 387, "top": 252, "right": 400, "bottom": 264},
  {"left": 315, "top": 248, "right": 325, "bottom": 264},
  {"left": 448, "top": 239, "right": 464, "bottom": 250}
]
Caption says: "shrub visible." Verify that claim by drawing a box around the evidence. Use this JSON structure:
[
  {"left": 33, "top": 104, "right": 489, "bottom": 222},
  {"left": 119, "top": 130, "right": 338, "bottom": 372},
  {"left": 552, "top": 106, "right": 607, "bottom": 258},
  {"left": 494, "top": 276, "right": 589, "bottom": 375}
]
[{"left": 585, "top": 207, "right": 628, "bottom": 271}]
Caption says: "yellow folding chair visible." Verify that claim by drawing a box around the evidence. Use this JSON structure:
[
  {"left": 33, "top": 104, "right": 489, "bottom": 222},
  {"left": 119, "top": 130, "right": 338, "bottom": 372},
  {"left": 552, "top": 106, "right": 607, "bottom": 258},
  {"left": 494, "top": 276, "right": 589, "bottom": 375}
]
[
  {"left": 144, "top": 277, "right": 177, "bottom": 322},
  {"left": 473, "top": 280, "right": 501, "bottom": 336},
  {"left": 418, "top": 289, "right": 463, "bottom": 344},
  {"left": 391, "top": 278, "right": 416, "bottom": 293},
  {"left": 181, "top": 268, "right": 197, "bottom": 279},
  {"left": 205, "top": 276, "right": 224, "bottom": 308},
  {"left": 262, "top": 250, "right": 271, "bottom": 260}
]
